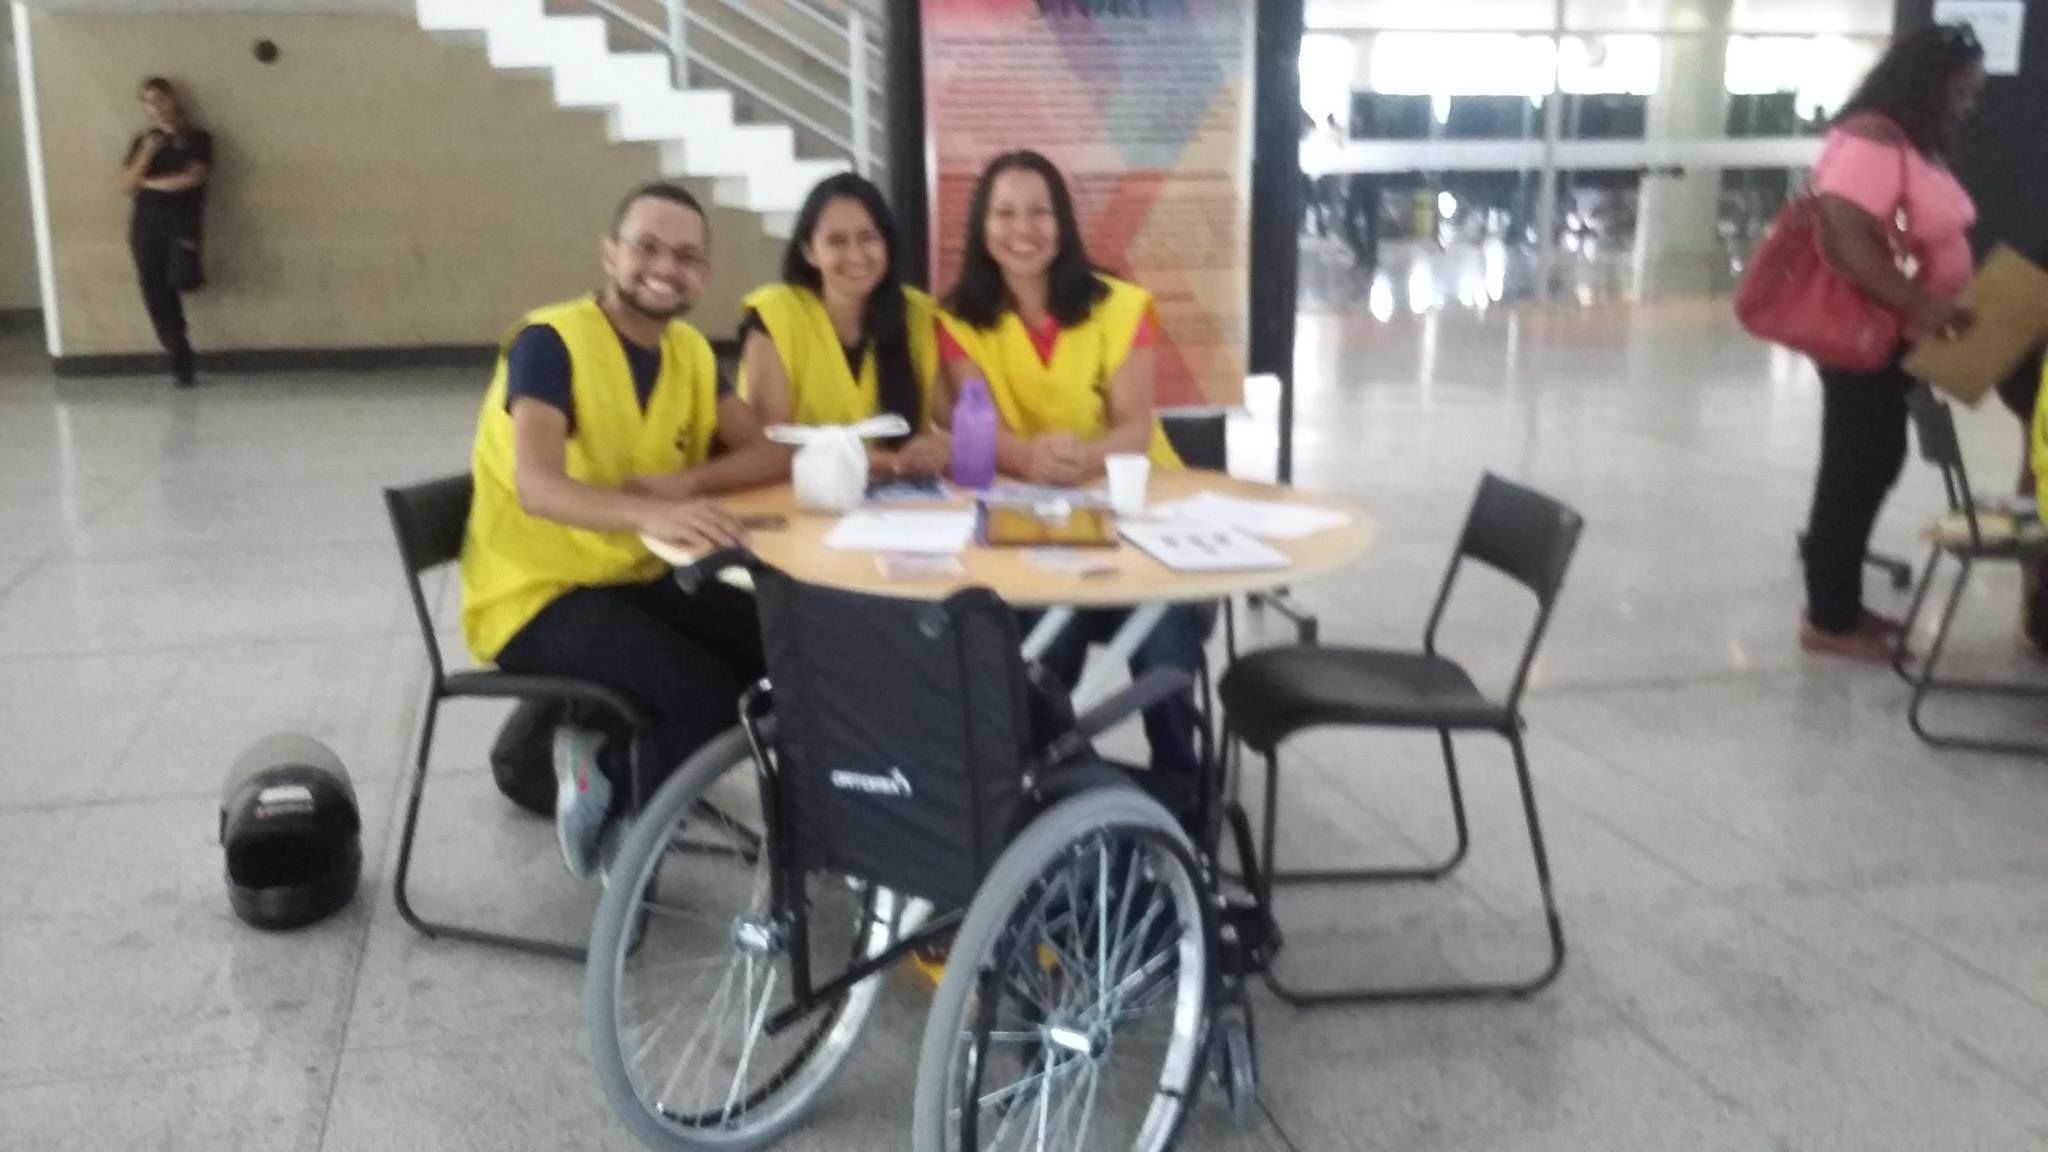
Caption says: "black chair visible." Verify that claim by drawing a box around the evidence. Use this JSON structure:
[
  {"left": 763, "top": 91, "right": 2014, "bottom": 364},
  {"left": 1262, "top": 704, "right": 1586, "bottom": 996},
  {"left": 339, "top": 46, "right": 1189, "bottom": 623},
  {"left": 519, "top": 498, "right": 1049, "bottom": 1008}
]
[
  {"left": 1219, "top": 472, "right": 1584, "bottom": 1005},
  {"left": 383, "top": 474, "right": 654, "bottom": 961},
  {"left": 1890, "top": 388, "right": 2048, "bottom": 756}
]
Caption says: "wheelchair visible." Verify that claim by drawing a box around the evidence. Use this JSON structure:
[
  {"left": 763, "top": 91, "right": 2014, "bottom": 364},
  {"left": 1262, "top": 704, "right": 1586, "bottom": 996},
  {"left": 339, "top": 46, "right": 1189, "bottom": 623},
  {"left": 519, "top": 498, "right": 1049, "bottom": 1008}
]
[{"left": 581, "top": 556, "right": 1276, "bottom": 1151}]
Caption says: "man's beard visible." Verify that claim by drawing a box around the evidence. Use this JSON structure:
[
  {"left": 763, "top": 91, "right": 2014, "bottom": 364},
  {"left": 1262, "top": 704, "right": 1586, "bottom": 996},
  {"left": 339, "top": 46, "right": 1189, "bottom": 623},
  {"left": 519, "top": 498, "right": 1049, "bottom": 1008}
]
[{"left": 614, "top": 282, "right": 693, "bottom": 323}]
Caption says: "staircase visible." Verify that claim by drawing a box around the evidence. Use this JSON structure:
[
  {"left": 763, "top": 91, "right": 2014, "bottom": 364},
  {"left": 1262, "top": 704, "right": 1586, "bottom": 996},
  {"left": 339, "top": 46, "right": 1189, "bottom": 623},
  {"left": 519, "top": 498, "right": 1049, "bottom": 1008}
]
[{"left": 413, "top": 0, "right": 886, "bottom": 238}]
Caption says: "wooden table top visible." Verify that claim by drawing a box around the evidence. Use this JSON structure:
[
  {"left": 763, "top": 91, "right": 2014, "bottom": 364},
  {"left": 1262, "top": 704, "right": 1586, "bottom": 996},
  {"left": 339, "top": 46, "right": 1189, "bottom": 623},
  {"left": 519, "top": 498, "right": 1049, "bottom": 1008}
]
[{"left": 642, "top": 469, "right": 1375, "bottom": 609}]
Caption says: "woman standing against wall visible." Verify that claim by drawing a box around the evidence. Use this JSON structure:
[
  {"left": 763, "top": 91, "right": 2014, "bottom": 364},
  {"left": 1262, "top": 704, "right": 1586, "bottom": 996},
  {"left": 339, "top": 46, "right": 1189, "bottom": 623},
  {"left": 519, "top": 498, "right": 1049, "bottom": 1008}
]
[
  {"left": 1799, "top": 26, "right": 1984, "bottom": 662},
  {"left": 118, "top": 77, "right": 211, "bottom": 388}
]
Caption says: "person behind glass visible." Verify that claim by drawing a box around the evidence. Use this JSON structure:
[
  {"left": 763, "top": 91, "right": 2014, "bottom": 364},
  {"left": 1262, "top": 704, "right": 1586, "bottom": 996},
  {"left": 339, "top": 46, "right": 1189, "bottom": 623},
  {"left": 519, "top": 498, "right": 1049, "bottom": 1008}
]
[
  {"left": 737, "top": 172, "right": 949, "bottom": 477},
  {"left": 935, "top": 149, "right": 1215, "bottom": 780},
  {"left": 1799, "top": 24, "right": 1984, "bottom": 663},
  {"left": 118, "top": 77, "right": 211, "bottom": 388},
  {"left": 461, "top": 182, "right": 776, "bottom": 878}
]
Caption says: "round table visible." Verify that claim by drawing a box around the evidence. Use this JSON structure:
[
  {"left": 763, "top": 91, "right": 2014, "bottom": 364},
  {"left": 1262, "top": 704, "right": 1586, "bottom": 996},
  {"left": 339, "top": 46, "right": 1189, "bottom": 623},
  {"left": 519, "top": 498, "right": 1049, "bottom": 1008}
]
[{"left": 644, "top": 469, "right": 1374, "bottom": 707}]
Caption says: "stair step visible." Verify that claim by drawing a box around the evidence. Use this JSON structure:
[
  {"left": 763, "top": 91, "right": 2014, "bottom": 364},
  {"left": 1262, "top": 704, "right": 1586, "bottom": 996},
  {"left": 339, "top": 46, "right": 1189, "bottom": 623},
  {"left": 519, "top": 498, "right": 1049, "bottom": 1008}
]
[
  {"left": 652, "top": 123, "right": 797, "bottom": 179},
  {"left": 554, "top": 51, "right": 673, "bottom": 109},
  {"left": 610, "top": 90, "right": 745, "bottom": 149},
  {"left": 417, "top": 0, "right": 543, "bottom": 32},
  {"left": 487, "top": 14, "right": 606, "bottom": 71},
  {"left": 714, "top": 160, "right": 851, "bottom": 215}
]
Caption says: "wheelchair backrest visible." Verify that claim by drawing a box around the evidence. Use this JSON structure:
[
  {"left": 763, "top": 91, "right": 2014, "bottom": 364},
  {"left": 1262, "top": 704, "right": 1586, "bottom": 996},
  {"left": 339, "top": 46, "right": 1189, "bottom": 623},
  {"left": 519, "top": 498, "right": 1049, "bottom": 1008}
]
[{"left": 754, "top": 570, "right": 1034, "bottom": 908}]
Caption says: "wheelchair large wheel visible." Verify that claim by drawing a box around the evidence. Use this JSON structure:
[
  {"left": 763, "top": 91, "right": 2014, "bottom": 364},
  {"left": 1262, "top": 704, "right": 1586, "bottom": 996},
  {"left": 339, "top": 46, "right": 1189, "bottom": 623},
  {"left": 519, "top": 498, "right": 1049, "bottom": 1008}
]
[
  {"left": 912, "top": 785, "right": 1214, "bottom": 1152},
  {"left": 587, "top": 725, "right": 895, "bottom": 1151}
]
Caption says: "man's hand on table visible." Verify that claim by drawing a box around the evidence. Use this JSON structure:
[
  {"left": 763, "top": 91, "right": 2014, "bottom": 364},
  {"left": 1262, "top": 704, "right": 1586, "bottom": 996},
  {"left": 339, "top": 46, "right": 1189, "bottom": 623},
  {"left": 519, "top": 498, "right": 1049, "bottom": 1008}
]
[{"left": 635, "top": 498, "right": 745, "bottom": 555}]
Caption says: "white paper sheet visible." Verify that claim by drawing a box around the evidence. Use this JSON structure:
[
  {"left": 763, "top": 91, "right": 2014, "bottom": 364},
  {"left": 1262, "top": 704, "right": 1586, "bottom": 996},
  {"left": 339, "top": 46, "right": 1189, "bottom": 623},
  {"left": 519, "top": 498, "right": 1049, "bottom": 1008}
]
[
  {"left": 823, "top": 510, "right": 977, "bottom": 555},
  {"left": 1145, "top": 491, "right": 1350, "bottom": 540},
  {"left": 1120, "top": 522, "right": 1291, "bottom": 572}
]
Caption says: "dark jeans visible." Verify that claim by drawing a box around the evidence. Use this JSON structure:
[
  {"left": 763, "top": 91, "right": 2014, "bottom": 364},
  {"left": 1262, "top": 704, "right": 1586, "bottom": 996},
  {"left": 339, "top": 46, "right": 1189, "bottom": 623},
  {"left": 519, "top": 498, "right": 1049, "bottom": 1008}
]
[
  {"left": 496, "top": 576, "right": 765, "bottom": 810},
  {"left": 1803, "top": 357, "right": 1911, "bottom": 634},
  {"left": 130, "top": 220, "right": 194, "bottom": 382},
  {"left": 1343, "top": 174, "right": 1381, "bottom": 271},
  {"left": 1028, "top": 604, "right": 1218, "bottom": 778}
]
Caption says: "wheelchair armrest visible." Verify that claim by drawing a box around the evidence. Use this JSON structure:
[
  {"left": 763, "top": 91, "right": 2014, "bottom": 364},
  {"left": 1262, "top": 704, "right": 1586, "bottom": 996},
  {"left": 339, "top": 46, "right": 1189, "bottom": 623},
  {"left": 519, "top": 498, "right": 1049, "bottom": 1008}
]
[{"left": 1039, "top": 668, "right": 1193, "bottom": 766}]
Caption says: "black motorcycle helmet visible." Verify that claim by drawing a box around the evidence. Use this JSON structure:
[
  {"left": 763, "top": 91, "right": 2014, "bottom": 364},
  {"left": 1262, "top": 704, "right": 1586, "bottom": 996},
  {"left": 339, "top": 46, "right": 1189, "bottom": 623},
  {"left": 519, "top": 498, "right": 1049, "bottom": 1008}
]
[{"left": 219, "top": 733, "right": 363, "bottom": 930}]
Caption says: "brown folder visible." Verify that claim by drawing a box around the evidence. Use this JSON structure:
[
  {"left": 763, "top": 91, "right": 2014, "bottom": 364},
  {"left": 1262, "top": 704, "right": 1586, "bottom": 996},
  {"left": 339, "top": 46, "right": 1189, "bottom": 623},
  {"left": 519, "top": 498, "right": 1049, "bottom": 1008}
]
[{"left": 1903, "top": 245, "right": 2048, "bottom": 407}]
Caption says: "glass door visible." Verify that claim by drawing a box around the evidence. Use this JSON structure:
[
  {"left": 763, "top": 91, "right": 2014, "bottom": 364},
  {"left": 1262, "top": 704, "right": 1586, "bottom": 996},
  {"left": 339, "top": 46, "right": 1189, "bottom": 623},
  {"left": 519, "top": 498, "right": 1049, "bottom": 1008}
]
[{"left": 1300, "top": 0, "right": 1897, "bottom": 314}]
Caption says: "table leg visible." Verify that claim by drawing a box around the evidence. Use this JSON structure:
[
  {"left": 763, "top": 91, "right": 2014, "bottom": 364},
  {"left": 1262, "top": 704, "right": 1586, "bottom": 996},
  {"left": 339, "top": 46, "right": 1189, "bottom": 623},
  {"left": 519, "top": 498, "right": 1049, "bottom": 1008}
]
[
  {"left": 1020, "top": 606, "right": 1077, "bottom": 664},
  {"left": 1070, "top": 601, "right": 1170, "bottom": 711}
]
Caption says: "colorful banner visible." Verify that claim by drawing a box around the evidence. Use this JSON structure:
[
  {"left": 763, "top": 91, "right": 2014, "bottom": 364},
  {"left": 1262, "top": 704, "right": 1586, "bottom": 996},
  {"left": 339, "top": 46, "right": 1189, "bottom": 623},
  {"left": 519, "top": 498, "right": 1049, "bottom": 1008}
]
[{"left": 921, "top": 0, "right": 1257, "bottom": 407}]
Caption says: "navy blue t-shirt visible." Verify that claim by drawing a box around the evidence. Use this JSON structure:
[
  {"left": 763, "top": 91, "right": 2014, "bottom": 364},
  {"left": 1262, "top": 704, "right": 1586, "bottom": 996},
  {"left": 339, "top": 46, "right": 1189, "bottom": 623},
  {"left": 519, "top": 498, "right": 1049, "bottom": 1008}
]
[{"left": 504, "top": 322, "right": 730, "bottom": 434}]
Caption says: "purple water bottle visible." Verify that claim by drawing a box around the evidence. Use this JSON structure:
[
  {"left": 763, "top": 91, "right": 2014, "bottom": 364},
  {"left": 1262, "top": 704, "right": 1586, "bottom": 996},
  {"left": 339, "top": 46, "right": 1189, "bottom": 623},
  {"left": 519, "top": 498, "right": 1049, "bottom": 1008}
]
[{"left": 950, "top": 376, "right": 998, "bottom": 491}]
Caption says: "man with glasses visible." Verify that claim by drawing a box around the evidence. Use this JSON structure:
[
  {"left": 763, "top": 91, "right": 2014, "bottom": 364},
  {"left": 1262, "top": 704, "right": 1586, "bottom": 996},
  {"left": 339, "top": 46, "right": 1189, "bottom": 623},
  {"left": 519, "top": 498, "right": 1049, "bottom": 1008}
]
[{"left": 460, "top": 182, "right": 776, "bottom": 876}]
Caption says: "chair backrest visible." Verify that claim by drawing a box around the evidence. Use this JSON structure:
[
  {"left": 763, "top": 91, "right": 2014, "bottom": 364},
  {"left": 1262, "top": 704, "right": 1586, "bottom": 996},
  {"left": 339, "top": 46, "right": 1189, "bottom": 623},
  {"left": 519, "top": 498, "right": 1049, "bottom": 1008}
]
[
  {"left": 382, "top": 473, "right": 474, "bottom": 684},
  {"left": 1428, "top": 473, "right": 1585, "bottom": 709},
  {"left": 1161, "top": 410, "right": 1229, "bottom": 472},
  {"left": 1905, "top": 384, "right": 1983, "bottom": 528},
  {"left": 1456, "top": 473, "right": 1585, "bottom": 608},
  {"left": 753, "top": 570, "right": 1034, "bottom": 909}
]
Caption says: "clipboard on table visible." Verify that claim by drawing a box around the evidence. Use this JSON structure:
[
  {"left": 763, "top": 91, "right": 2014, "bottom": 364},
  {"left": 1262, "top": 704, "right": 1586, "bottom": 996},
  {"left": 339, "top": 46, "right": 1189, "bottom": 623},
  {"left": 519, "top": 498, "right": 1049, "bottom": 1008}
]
[
  {"left": 976, "top": 501, "right": 1120, "bottom": 548},
  {"left": 1903, "top": 245, "right": 2048, "bottom": 408}
]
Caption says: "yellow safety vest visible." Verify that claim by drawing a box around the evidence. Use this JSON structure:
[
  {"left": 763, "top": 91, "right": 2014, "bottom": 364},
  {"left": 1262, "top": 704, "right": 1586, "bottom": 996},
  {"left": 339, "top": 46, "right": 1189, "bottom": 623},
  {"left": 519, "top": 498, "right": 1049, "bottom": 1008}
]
[
  {"left": 2035, "top": 358, "right": 2048, "bottom": 502},
  {"left": 935, "top": 275, "right": 1181, "bottom": 469},
  {"left": 739, "top": 283, "right": 939, "bottom": 427},
  {"left": 460, "top": 296, "right": 719, "bottom": 661}
]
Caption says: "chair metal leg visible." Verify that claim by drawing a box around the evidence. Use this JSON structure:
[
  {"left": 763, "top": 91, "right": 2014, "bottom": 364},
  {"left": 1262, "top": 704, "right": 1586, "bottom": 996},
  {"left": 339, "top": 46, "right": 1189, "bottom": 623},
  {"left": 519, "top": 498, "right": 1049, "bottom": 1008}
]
[
  {"left": 1258, "top": 730, "right": 1567, "bottom": 1007},
  {"left": 392, "top": 691, "right": 587, "bottom": 963},
  {"left": 1890, "top": 546, "right": 1944, "bottom": 686},
  {"left": 1270, "top": 729, "right": 1470, "bottom": 885},
  {"left": 1897, "top": 555, "right": 2048, "bottom": 757}
]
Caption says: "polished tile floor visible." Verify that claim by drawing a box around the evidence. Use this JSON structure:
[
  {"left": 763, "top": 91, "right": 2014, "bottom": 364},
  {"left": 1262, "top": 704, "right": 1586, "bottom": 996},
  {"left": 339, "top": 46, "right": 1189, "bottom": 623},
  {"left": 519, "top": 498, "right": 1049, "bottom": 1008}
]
[{"left": 1, "top": 303, "right": 2045, "bottom": 1152}]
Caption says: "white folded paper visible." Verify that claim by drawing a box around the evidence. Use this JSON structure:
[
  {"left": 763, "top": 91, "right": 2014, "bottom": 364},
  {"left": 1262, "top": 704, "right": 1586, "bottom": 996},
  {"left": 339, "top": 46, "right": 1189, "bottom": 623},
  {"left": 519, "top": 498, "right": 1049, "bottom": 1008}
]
[
  {"left": 824, "top": 510, "right": 977, "bottom": 555},
  {"left": 1120, "top": 522, "right": 1290, "bottom": 572},
  {"left": 1146, "top": 491, "right": 1350, "bottom": 540}
]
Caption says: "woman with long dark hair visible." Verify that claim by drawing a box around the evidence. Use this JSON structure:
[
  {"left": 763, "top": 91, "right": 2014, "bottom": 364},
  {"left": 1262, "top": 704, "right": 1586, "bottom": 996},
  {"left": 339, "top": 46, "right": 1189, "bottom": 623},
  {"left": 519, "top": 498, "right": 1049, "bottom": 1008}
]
[
  {"left": 937, "top": 149, "right": 1211, "bottom": 779},
  {"left": 118, "top": 77, "right": 211, "bottom": 388},
  {"left": 1800, "top": 24, "right": 1984, "bottom": 661},
  {"left": 738, "top": 172, "right": 948, "bottom": 476}
]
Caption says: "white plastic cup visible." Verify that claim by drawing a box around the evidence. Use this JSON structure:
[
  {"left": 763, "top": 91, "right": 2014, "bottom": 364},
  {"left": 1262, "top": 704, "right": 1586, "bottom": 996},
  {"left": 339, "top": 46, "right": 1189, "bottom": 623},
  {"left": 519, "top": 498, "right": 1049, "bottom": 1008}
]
[{"left": 1105, "top": 453, "right": 1151, "bottom": 517}]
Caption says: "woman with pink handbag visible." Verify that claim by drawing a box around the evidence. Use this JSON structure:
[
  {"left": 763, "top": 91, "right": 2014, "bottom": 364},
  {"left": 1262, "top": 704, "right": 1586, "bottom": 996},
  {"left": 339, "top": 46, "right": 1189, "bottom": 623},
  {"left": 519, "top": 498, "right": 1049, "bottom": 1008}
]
[{"left": 1794, "top": 25, "right": 1985, "bottom": 662}]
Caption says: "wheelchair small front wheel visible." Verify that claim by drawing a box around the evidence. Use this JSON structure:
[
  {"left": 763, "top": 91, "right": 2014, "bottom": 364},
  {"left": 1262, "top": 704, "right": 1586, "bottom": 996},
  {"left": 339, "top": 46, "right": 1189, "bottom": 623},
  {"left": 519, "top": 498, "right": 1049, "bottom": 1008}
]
[
  {"left": 912, "top": 785, "right": 1214, "bottom": 1152},
  {"left": 1212, "top": 1001, "right": 1258, "bottom": 1129},
  {"left": 586, "top": 724, "right": 892, "bottom": 1151}
]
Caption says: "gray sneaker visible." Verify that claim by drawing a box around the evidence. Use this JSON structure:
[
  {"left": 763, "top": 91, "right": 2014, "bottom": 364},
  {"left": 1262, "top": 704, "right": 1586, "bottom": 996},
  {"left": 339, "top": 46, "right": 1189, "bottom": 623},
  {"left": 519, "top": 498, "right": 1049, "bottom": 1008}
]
[{"left": 551, "top": 726, "right": 613, "bottom": 879}]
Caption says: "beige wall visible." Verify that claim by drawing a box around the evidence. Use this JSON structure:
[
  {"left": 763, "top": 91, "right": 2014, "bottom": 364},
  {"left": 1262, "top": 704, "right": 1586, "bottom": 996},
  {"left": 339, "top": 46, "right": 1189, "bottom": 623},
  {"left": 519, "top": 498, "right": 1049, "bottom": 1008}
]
[
  {"left": 1, "top": 19, "right": 42, "bottom": 311},
  {"left": 28, "top": 8, "right": 780, "bottom": 356}
]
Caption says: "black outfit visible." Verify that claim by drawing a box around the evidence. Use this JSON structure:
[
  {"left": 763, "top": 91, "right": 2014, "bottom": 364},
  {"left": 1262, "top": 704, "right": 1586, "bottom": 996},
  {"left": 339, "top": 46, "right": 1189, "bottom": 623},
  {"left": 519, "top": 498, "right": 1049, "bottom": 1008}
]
[
  {"left": 1802, "top": 353, "right": 1912, "bottom": 634},
  {"left": 1342, "top": 173, "right": 1382, "bottom": 272},
  {"left": 126, "top": 129, "right": 212, "bottom": 384},
  {"left": 494, "top": 321, "right": 760, "bottom": 803},
  {"left": 496, "top": 577, "right": 765, "bottom": 802}
]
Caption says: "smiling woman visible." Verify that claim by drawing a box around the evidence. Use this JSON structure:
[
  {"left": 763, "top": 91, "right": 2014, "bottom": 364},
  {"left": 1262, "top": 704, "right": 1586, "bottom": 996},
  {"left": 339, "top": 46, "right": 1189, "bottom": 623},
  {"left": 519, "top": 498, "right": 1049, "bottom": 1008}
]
[{"left": 734, "top": 171, "right": 948, "bottom": 481}]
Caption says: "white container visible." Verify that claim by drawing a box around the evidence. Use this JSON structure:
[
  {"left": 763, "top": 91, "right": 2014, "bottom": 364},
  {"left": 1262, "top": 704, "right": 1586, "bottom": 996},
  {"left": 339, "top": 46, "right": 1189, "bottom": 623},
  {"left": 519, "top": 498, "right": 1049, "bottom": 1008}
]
[{"left": 1105, "top": 453, "right": 1151, "bottom": 517}]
